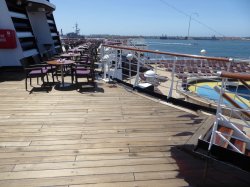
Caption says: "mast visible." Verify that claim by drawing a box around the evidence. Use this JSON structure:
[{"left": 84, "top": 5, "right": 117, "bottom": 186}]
[{"left": 74, "top": 23, "right": 80, "bottom": 36}]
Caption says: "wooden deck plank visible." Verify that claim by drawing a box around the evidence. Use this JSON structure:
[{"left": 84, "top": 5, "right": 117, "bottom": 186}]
[
  {"left": 0, "top": 148, "right": 129, "bottom": 159},
  {"left": 0, "top": 134, "right": 82, "bottom": 142},
  {"left": 0, "top": 164, "right": 178, "bottom": 180},
  {"left": 0, "top": 155, "right": 76, "bottom": 165},
  {"left": 30, "top": 136, "right": 189, "bottom": 146},
  {"left": 0, "top": 142, "right": 179, "bottom": 153},
  {"left": 69, "top": 179, "right": 189, "bottom": 187},
  {"left": 75, "top": 152, "right": 172, "bottom": 162},
  {"left": 0, "top": 165, "right": 15, "bottom": 173},
  {"left": 0, "top": 142, "right": 31, "bottom": 147},
  {"left": 1, "top": 75, "right": 237, "bottom": 186},
  {"left": 0, "top": 173, "right": 134, "bottom": 187},
  {"left": 0, "top": 132, "right": 191, "bottom": 141},
  {"left": 13, "top": 157, "right": 176, "bottom": 171}
]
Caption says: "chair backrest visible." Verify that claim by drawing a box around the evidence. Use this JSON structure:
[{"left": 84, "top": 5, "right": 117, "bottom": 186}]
[
  {"left": 64, "top": 45, "right": 69, "bottom": 51},
  {"left": 41, "top": 52, "right": 50, "bottom": 61},
  {"left": 20, "top": 56, "right": 39, "bottom": 69},
  {"left": 32, "top": 55, "right": 42, "bottom": 64},
  {"left": 56, "top": 47, "right": 63, "bottom": 54},
  {"left": 20, "top": 58, "right": 29, "bottom": 68}
]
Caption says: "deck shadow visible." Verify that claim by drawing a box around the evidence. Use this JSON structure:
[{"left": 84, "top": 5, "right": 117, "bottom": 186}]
[
  {"left": 0, "top": 71, "right": 25, "bottom": 82},
  {"left": 170, "top": 146, "right": 250, "bottom": 187},
  {"left": 174, "top": 131, "right": 194, "bottom": 136},
  {"left": 77, "top": 83, "right": 104, "bottom": 94},
  {"left": 29, "top": 83, "right": 53, "bottom": 94},
  {"left": 177, "top": 114, "right": 204, "bottom": 125},
  {"left": 54, "top": 83, "right": 77, "bottom": 91}
]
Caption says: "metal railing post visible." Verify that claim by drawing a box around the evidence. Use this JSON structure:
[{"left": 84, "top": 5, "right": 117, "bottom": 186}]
[
  {"left": 108, "top": 60, "right": 111, "bottom": 82},
  {"left": 101, "top": 45, "right": 104, "bottom": 59},
  {"left": 113, "top": 49, "right": 118, "bottom": 79},
  {"left": 119, "top": 50, "right": 122, "bottom": 69},
  {"left": 102, "top": 49, "right": 108, "bottom": 81},
  {"left": 134, "top": 52, "right": 141, "bottom": 87},
  {"left": 101, "top": 46, "right": 105, "bottom": 80},
  {"left": 155, "top": 51, "right": 158, "bottom": 74},
  {"left": 108, "top": 49, "right": 114, "bottom": 82},
  {"left": 129, "top": 59, "right": 131, "bottom": 83},
  {"left": 168, "top": 57, "right": 177, "bottom": 99},
  {"left": 208, "top": 77, "right": 225, "bottom": 151},
  {"left": 103, "top": 59, "right": 107, "bottom": 80},
  {"left": 227, "top": 58, "right": 233, "bottom": 72}
]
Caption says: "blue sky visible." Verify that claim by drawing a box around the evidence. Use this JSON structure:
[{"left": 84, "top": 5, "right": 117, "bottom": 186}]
[{"left": 51, "top": 0, "right": 250, "bottom": 37}]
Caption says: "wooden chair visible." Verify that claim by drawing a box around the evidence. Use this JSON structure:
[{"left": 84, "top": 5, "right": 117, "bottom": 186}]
[
  {"left": 37, "top": 54, "right": 58, "bottom": 82},
  {"left": 20, "top": 57, "right": 49, "bottom": 91},
  {"left": 72, "top": 57, "right": 95, "bottom": 88}
]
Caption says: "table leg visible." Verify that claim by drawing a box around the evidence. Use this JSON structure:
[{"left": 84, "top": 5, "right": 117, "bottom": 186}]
[{"left": 61, "top": 64, "right": 64, "bottom": 87}]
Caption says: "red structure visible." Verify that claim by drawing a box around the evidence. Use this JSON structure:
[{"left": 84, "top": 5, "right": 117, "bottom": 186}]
[{"left": 0, "top": 29, "right": 17, "bottom": 49}]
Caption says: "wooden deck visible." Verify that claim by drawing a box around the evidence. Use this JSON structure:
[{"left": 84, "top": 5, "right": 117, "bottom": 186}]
[{"left": 0, "top": 72, "right": 250, "bottom": 187}]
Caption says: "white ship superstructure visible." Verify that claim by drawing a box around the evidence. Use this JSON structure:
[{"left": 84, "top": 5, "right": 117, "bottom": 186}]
[{"left": 0, "top": 0, "right": 61, "bottom": 66}]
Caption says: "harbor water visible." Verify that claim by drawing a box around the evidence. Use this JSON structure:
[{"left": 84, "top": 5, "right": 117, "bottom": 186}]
[{"left": 145, "top": 39, "right": 250, "bottom": 59}]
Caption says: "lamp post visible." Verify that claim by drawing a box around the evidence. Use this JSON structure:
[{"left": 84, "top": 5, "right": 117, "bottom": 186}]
[
  {"left": 187, "top": 13, "right": 199, "bottom": 39},
  {"left": 200, "top": 49, "right": 206, "bottom": 74},
  {"left": 126, "top": 53, "right": 133, "bottom": 83}
]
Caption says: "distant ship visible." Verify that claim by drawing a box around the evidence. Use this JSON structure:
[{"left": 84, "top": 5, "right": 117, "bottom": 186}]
[
  {"left": 159, "top": 35, "right": 187, "bottom": 40},
  {"left": 193, "top": 35, "right": 218, "bottom": 40},
  {"left": 160, "top": 35, "right": 218, "bottom": 40},
  {"left": 159, "top": 35, "right": 168, "bottom": 39}
]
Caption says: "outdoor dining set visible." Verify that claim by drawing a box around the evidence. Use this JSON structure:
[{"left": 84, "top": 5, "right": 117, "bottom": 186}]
[{"left": 20, "top": 42, "right": 100, "bottom": 91}]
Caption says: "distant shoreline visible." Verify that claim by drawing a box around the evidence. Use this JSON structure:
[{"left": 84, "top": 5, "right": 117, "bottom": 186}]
[
  {"left": 157, "top": 36, "right": 250, "bottom": 41},
  {"left": 84, "top": 35, "right": 250, "bottom": 41}
]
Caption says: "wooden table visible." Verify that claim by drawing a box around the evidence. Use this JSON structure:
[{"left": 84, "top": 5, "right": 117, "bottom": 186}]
[
  {"left": 68, "top": 48, "right": 85, "bottom": 53},
  {"left": 47, "top": 60, "right": 75, "bottom": 87},
  {"left": 60, "top": 53, "right": 81, "bottom": 60}
]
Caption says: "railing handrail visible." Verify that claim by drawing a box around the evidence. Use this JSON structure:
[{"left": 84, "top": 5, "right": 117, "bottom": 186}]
[
  {"left": 240, "top": 80, "right": 250, "bottom": 90},
  {"left": 220, "top": 71, "right": 250, "bottom": 80},
  {"left": 103, "top": 44, "right": 231, "bottom": 62},
  {"left": 214, "top": 86, "right": 250, "bottom": 119}
]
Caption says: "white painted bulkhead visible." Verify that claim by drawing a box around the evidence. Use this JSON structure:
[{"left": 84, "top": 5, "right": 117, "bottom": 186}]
[
  {"left": 0, "top": 0, "right": 23, "bottom": 66},
  {"left": 0, "top": 0, "right": 58, "bottom": 67}
]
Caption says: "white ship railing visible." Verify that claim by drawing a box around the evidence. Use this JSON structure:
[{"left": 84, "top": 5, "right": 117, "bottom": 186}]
[
  {"left": 209, "top": 72, "right": 250, "bottom": 153},
  {"left": 100, "top": 44, "right": 250, "bottom": 154}
]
